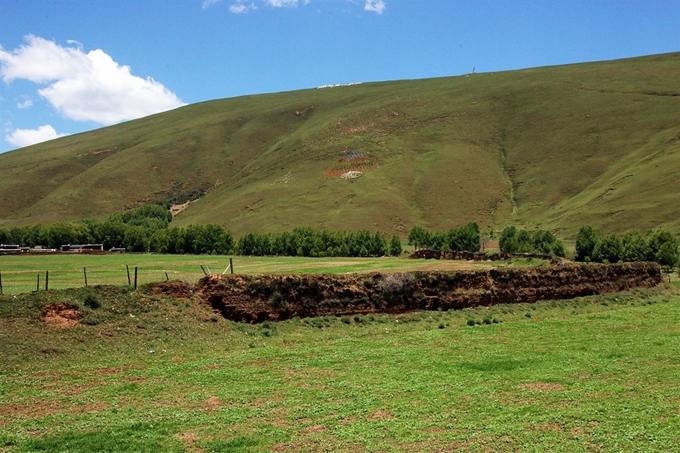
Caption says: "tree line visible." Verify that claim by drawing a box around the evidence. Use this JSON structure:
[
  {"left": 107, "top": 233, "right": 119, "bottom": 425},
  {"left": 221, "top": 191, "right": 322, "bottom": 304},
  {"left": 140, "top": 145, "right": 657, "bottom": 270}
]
[
  {"left": 408, "top": 223, "right": 678, "bottom": 268},
  {"left": 0, "top": 205, "right": 402, "bottom": 257},
  {"left": 0, "top": 205, "right": 234, "bottom": 255},
  {"left": 498, "top": 226, "right": 566, "bottom": 257},
  {"left": 0, "top": 205, "right": 677, "bottom": 266},
  {"left": 574, "top": 226, "right": 679, "bottom": 267},
  {"left": 406, "top": 223, "right": 481, "bottom": 252}
]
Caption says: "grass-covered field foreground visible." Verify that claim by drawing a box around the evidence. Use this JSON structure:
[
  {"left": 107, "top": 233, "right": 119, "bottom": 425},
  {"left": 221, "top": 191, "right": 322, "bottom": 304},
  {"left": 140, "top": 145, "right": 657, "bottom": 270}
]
[
  {"left": 0, "top": 254, "right": 538, "bottom": 295},
  {"left": 1, "top": 282, "right": 679, "bottom": 452}
]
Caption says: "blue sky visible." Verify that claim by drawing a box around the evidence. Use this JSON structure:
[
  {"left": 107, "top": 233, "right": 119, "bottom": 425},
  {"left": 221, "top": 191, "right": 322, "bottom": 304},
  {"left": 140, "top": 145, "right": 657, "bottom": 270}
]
[{"left": 1, "top": 0, "right": 679, "bottom": 153}]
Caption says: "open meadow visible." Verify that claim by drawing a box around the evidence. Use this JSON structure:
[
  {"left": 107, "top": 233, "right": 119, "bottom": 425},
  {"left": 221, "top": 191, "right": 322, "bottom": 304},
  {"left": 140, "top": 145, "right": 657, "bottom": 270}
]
[
  {"left": 1, "top": 272, "right": 679, "bottom": 452},
  {"left": 0, "top": 254, "right": 542, "bottom": 295}
]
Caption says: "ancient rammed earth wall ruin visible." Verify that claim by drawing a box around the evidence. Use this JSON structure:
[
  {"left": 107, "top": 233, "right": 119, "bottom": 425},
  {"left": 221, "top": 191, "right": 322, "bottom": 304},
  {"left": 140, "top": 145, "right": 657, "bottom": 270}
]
[{"left": 195, "top": 262, "right": 661, "bottom": 323}]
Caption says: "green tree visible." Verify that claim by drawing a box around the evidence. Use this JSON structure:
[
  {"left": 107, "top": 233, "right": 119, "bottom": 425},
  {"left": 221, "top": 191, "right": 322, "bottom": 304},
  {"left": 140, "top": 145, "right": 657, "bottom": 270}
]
[
  {"left": 592, "top": 234, "right": 623, "bottom": 263},
  {"left": 656, "top": 241, "right": 679, "bottom": 268},
  {"left": 575, "top": 225, "right": 598, "bottom": 262},
  {"left": 499, "top": 226, "right": 518, "bottom": 254},
  {"left": 123, "top": 226, "right": 148, "bottom": 252},
  {"left": 370, "top": 232, "right": 388, "bottom": 256},
  {"left": 408, "top": 226, "right": 431, "bottom": 250},
  {"left": 621, "top": 230, "right": 650, "bottom": 262},
  {"left": 109, "top": 204, "right": 172, "bottom": 229},
  {"left": 646, "top": 230, "right": 677, "bottom": 262},
  {"left": 552, "top": 241, "right": 566, "bottom": 258},
  {"left": 148, "top": 229, "right": 169, "bottom": 253}
]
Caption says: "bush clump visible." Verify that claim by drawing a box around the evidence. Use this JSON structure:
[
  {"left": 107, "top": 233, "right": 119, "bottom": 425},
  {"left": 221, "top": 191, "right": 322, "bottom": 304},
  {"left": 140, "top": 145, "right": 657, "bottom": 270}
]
[
  {"left": 378, "top": 273, "right": 416, "bottom": 301},
  {"left": 84, "top": 294, "right": 101, "bottom": 310},
  {"left": 499, "top": 226, "right": 566, "bottom": 257},
  {"left": 576, "top": 225, "right": 679, "bottom": 267}
]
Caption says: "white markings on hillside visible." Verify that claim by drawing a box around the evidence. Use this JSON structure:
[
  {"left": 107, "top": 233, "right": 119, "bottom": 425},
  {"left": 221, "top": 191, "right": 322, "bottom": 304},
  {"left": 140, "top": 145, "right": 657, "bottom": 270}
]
[{"left": 317, "top": 82, "right": 362, "bottom": 89}]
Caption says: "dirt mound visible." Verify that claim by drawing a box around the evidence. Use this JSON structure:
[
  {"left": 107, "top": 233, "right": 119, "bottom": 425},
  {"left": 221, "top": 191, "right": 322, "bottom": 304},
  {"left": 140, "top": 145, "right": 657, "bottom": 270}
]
[
  {"left": 197, "top": 262, "right": 661, "bottom": 323},
  {"left": 41, "top": 303, "right": 81, "bottom": 329},
  {"left": 148, "top": 280, "right": 194, "bottom": 300},
  {"left": 410, "top": 249, "right": 559, "bottom": 263}
]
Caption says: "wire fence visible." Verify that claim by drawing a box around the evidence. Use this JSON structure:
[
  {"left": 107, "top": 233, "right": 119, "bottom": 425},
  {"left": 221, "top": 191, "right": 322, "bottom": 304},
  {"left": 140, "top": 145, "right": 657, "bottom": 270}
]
[
  {"left": 0, "top": 267, "right": 205, "bottom": 295},
  {"left": 0, "top": 256, "right": 236, "bottom": 295}
]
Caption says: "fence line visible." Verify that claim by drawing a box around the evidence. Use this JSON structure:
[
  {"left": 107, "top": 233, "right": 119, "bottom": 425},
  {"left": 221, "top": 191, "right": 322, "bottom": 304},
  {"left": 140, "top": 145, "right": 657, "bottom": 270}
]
[{"left": 0, "top": 266, "right": 209, "bottom": 295}]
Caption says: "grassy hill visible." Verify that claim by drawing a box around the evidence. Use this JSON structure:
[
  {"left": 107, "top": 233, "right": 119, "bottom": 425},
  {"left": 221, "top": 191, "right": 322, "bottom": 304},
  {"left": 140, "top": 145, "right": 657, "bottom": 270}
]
[{"left": 1, "top": 52, "right": 679, "bottom": 237}]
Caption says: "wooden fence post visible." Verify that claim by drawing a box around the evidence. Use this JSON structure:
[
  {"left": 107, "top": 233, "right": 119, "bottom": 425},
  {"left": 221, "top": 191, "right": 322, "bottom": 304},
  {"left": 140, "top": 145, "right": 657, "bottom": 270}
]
[
  {"left": 134, "top": 267, "right": 138, "bottom": 290},
  {"left": 36, "top": 273, "right": 40, "bottom": 292},
  {"left": 83, "top": 267, "right": 88, "bottom": 287},
  {"left": 45, "top": 270, "right": 49, "bottom": 291},
  {"left": 230, "top": 258, "right": 234, "bottom": 274},
  {"left": 126, "top": 265, "right": 131, "bottom": 286},
  {"left": 0, "top": 271, "right": 3, "bottom": 295}
]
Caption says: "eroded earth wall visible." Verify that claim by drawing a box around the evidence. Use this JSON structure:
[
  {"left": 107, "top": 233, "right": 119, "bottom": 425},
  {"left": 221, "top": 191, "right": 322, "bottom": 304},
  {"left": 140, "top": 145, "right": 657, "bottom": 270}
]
[{"left": 197, "top": 262, "right": 661, "bottom": 323}]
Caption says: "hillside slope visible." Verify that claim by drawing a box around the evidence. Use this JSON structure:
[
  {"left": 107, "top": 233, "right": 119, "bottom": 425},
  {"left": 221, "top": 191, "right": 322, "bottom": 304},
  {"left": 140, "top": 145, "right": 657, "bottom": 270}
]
[{"left": 1, "top": 52, "right": 679, "bottom": 237}]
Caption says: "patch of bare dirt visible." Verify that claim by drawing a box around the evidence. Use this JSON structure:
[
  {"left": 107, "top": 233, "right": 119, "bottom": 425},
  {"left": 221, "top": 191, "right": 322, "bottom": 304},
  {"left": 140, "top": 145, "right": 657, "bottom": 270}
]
[
  {"left": 300, "top": 424, "right": 328, "bottom": 435},
  {"left": 537, "top": 422, "right": 564, "bottom": 432},
  {"left": 175, "top": 431, "right": 203, "bottom": 453},
  {"left": 170, "top": 201, "right": 192, "bottom": 216},
  {"left": 98, "top": 366, "right": 131, "bottom": 375},
  {"left": 205, "top": 396, "right": 222, "bottom": 413},
  {"left": 518, "top": 382, "right": 565, "bottom": 392},
  {"left": 0, "top": 400, "right": 108, "bottom": 420},
  {"left": 41, "top": 303, "right": 81, "bottom": 329},
  {"left": 149, "top": 280, "right": 194, "bottom": 300},
  {"left": 367, "top": 409, "right": 395, "bottom": 421}
]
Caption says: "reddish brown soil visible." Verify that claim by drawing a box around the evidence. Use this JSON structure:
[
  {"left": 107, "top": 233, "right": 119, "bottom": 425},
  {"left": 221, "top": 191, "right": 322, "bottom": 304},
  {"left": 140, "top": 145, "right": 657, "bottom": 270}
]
[
  {"left": 149, "top": 280, "right": 194, "bottom": 300},
  {"left": 40, "top": 303, "right": 81, "bottom": 329},
  {"left": 197, "top": 262, "right": 661, "bottom": 323},
  {"left": 410, "top": 249, "right": 560, "bottom": 263}
]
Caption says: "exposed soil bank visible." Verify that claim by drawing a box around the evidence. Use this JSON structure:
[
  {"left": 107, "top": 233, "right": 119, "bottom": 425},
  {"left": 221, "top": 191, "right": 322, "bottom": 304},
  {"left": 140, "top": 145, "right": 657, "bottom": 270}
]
[
  {"left": 41, "top": 303, "right": 81, "bottom": 328},
  {"left": 409, "top": 249, "right": 560, "bottom": 263},
  {"left": 197, "top": 262, "right": 661, "bottom": 323}
]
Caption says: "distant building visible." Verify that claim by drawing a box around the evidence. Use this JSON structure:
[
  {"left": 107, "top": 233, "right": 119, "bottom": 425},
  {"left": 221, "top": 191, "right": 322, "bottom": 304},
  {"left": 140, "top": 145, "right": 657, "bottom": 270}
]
[
  {"left": 60, "top": 244, "right": 105, "bottom": 252},
  {"left": 0, "top": 244, "right": 29, "bottom": 254}
]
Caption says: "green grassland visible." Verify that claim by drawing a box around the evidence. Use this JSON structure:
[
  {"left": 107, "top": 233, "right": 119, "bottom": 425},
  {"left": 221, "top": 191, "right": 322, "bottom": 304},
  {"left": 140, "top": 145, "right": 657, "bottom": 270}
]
[
  {"left": 1, "top": 53, "right": 679, "bottom": 237},
  {"left": 0, "top": 253, "right": 535, "bottom": 295},
  {"left": 1, "top": 283, "right": 679, "bottom": 452}
]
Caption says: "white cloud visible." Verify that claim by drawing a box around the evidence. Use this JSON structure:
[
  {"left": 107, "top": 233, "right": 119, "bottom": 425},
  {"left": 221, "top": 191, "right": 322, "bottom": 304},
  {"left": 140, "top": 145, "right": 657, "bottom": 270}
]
[
  {"left": 227, "top": 0, "right": 299, "bottom": 14},
  {"left": 5, "top": 125, "right": 67, "bottom": 148},
  {"left": 364, "top": 0, "right": 385, "bottom": 14},
  {"left": 16, "top": 97, "right": 33, "bottom": 109},
  {"left": 229, "top": 0, "right": 258, "bottom": 13},
  {"left": 267, "top": 0, "right": 298, "bottom": 7},
  {"left": 202, "top": 0, "right": 221, "bottom": 8},
  {"left": 0, "top": 35, "right": 186, "bottom": 125}
]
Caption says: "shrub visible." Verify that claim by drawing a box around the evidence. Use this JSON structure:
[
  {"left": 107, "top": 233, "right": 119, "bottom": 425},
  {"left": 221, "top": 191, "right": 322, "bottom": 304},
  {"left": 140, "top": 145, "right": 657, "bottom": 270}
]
[
  {"left": 84, "top": 316, "right": 101, "bottom": 326},
  {"left": 378, "top": 273, "right": 416, "bottom": 300},
  {"left": 270, "top": 291, "right": 288, "bottom": 309},
  {"left": 84, "top": 294, "right": 101, "bottom": 309}
]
